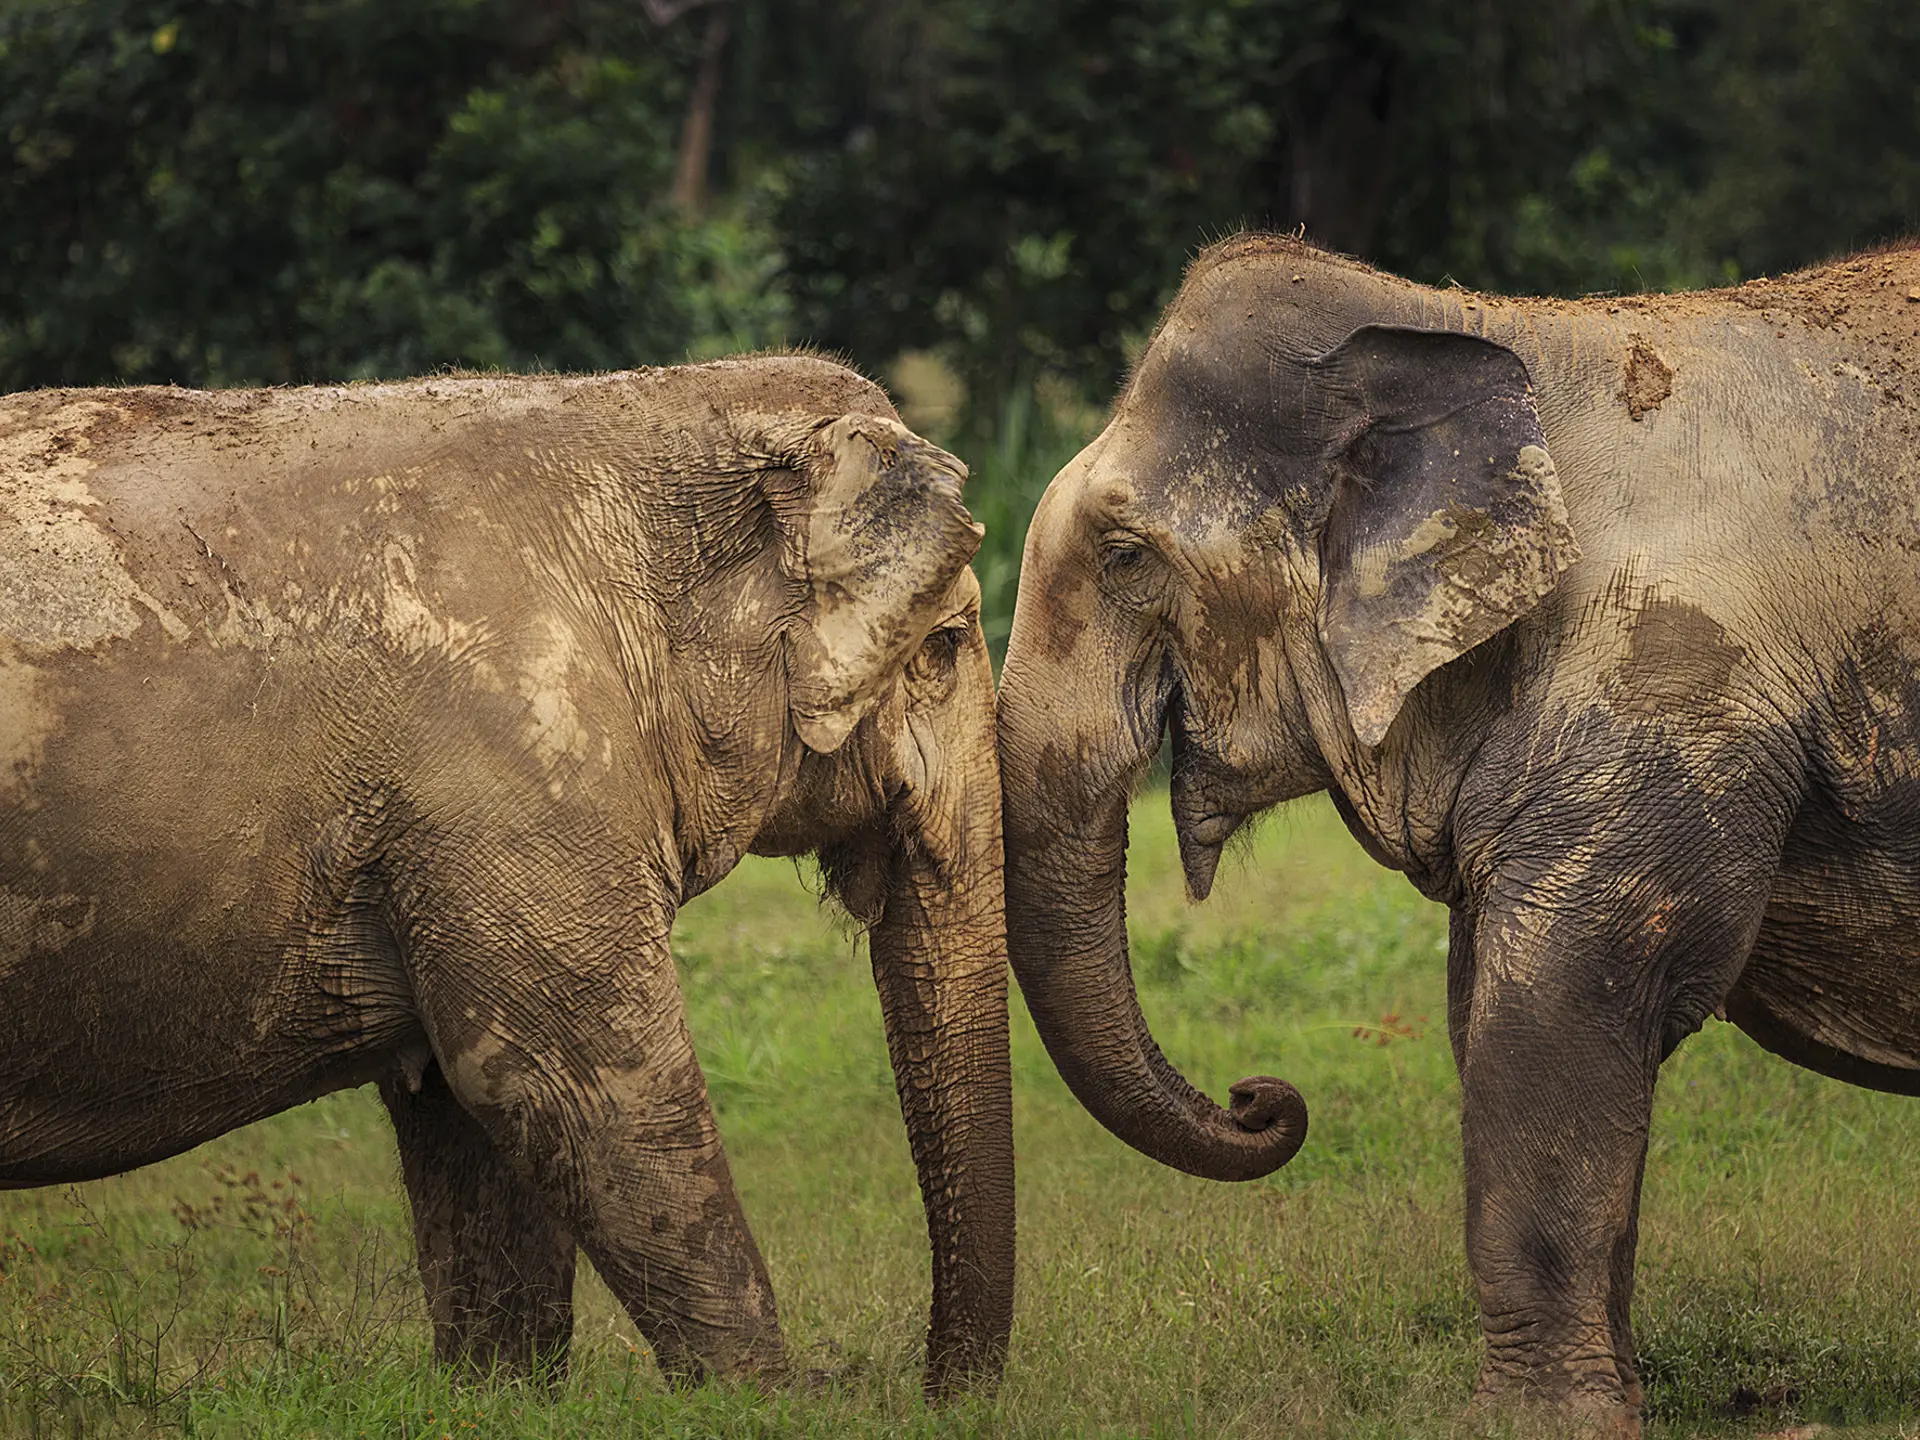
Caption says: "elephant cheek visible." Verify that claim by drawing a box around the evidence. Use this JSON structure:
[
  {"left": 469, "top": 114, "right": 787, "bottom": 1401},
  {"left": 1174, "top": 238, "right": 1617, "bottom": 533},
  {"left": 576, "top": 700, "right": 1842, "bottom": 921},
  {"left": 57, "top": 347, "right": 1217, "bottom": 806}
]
[{"left": 899, "top": 711, "right": 935, "bottom": 797}]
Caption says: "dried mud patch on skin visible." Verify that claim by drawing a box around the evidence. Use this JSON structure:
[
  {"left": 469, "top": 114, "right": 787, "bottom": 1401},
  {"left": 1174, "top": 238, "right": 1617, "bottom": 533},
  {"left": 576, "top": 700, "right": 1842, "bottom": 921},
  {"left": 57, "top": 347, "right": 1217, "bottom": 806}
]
[
  {"left": 0, "top": 400, "right": 192, "bottom": 652},
  {"left": 1620, "top": 338, "right": 1673, "bottom": 421},
  {"left": 0, "top": 887, "right": 97, "bottom": 958},
  {"left": 0, "top": 652, "right": 57, "bottom": 788}
]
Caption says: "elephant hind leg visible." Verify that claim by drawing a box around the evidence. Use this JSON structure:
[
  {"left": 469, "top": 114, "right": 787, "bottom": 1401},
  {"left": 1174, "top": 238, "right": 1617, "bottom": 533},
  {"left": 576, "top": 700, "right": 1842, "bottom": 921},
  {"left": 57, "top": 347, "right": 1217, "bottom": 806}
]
[{"left": 380, "top": 1063, "right": 576, "bottom": 1380}]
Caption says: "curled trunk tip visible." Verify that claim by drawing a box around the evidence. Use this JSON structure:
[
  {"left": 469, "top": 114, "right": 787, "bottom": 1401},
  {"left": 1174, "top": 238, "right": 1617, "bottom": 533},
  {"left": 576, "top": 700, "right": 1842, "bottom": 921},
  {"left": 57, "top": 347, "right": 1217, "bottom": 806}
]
[
  {"left": 1153, "top": 1073, "right": 1306, "bottom": 1182},
  {"left": 1229, "top": 1076, "right": 1308, "bottom": 1151}
]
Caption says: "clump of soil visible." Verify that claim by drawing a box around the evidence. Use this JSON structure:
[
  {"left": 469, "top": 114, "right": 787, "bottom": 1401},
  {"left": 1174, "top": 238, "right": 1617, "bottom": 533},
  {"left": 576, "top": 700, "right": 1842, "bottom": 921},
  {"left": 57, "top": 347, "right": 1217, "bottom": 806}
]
[
  {"left": 1731, "top": 245, "right": 1920, "bottom": 406},
  {"left": 1620, "top": 337, "right": 1674, "bottom": 420}
]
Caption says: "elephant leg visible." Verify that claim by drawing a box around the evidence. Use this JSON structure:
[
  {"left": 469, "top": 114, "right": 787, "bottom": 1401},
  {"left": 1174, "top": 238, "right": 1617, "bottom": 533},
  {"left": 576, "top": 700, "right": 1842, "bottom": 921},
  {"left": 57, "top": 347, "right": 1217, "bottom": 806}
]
[
  {"left": 453, "top": 1009, "right": 780, "bottom": 1383},
  {"left": 1459, "top": 954, "right": 1657, "bottom": 1425},
  {"left": 408, "top": 928, "right": 782, "bottom": 1382},
  {"left": 1450, "top": 903, "right": 1645, "bottom": 1415},
  {"left": 1457, "top": 818, "right": 1780, "bottom": 1433},
  {"left": 1445, "top": 906, "right": 1475, "bottom": 1073},
  {"left": 379, "top": 1062, "right": 576, "bottom": 1379},
  {"left": 562, "top": 1034, "right": 782, "bottom": 1384},
  {"left": 1607, "top": 1135, "right": 1649, "bottom": 1416},
  {"left": 391, "top": 817, "right": 786, "bottom": 1384}
]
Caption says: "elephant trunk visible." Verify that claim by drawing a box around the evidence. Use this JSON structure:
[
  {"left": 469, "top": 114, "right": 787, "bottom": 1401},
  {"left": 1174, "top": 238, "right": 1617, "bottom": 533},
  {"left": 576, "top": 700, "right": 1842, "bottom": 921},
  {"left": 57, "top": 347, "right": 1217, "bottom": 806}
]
[
  {"left": 1001, "top": 775, "right": 1307, "bottom": 1183},
  {"left": 868, "top": 799, "right": 1015, "bottom": 1396}
]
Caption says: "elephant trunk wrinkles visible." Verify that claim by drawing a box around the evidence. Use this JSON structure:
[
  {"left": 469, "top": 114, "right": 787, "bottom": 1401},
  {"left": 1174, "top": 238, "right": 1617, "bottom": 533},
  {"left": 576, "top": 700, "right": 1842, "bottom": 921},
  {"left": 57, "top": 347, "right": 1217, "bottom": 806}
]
[
  {"left": 869, "top": 805, "right": 1015, "bottom": 1397},
  {"left": 1002, "top": 781, "right": 1307, "bottom": 1183}
]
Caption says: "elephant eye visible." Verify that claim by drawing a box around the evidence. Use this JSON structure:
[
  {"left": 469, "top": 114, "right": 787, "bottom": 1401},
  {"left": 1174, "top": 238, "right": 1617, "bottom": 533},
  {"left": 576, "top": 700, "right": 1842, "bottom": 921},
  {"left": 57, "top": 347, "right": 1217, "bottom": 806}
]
[
  {"left": 909, "top": 621, "right": 968, "bottom": 683},
  {"left": 1101, "top": 536, "right": 1150, "bottom": 577}
]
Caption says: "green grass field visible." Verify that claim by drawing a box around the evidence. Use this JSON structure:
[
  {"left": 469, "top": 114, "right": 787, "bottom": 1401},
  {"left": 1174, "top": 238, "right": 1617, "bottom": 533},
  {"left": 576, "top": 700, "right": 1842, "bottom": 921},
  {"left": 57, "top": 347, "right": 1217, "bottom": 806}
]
[{"left": 4, "top": 795, "right": 1919, "bottom": 1438}]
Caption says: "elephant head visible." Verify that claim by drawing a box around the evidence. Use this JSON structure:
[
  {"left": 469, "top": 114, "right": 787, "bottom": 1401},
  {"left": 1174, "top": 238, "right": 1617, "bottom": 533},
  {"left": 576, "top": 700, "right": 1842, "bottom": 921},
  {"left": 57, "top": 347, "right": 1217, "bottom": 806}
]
[
  {"left": 720, "top": 392, "right": 1014, "bottom": 1395},
  {"left": 995, "top": 240, "right": 1577, "bottom": 1181}
]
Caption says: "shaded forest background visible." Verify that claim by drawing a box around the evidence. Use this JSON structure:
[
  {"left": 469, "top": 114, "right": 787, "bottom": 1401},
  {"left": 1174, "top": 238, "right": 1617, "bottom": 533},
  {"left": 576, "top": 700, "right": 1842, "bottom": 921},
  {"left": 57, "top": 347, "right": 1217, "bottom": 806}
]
[{"left": 4, "top": 0, "right": 1919, "bottom": 642}]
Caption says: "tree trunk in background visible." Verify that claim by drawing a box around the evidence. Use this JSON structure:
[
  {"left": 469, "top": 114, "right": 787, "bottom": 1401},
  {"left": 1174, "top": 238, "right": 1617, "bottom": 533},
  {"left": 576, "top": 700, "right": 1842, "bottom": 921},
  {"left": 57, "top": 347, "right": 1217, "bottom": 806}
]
[
  {"left": 671, "top": 4, "right": 731, "bottom": 215},
  {"left": 1288, "top": 54, "right": 1398, "bottom": 259}
]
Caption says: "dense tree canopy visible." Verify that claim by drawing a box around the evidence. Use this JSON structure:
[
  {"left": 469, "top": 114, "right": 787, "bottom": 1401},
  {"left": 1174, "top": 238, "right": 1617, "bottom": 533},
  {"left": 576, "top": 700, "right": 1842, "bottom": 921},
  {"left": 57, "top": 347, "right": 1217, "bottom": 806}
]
[
  {"left": 764, "top": 0, "right": 1708, "bottom": 406},
  {"left": 0, "top": 0, "right": 783, "bottom": 386},
  {"left": 2, "top": 0, "right": 1916, "bottom": 406}
]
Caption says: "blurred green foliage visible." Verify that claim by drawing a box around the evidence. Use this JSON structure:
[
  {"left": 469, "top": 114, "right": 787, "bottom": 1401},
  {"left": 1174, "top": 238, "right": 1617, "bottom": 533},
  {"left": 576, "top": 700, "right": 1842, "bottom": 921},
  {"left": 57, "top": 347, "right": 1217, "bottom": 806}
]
[
  {"left": 2, "top": 0, "right": 1917, "bottom": 648},
  {"left": 769, "top": 0, "right": 1698, "bottom": 410},
  {"left": 1675, "top": 0, "right": 1920, "bottom": 279},
  {"left": 0, "top": 0, "right": 787, "bottom": 386},
  {"left": 7, "top": 0, "right": 1917, "bottom": 398},
  {"left": 755, "top": 0, "right": 1914, "bottom": 413}
]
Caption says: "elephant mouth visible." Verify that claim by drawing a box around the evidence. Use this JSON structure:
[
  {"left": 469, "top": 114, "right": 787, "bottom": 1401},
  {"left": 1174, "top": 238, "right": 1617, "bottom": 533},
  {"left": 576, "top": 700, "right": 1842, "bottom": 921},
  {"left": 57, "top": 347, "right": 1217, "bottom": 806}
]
[{"left": 1166, "top": 685, "right": 1244, "bottom": 901}]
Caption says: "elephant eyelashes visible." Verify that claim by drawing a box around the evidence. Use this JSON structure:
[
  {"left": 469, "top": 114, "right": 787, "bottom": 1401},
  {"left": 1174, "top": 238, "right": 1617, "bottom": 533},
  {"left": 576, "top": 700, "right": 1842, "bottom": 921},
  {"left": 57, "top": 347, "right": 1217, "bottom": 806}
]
[
  {"left": 910, "top": 622, "right": 968, "bottom": 683},
  {"left": 1100, "top": 537, "right": 1150, "bottom": 579}
]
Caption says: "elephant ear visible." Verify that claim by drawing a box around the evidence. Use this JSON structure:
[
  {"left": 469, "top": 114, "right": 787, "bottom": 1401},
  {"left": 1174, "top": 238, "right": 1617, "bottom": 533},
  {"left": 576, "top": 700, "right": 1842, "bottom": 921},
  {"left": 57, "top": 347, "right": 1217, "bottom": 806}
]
[
  {"left": 773, "top": 413, "right": 982, "bottom": 754},
  {"left": 1309, "top": 325, "right": 1579, "bottom": 748}
]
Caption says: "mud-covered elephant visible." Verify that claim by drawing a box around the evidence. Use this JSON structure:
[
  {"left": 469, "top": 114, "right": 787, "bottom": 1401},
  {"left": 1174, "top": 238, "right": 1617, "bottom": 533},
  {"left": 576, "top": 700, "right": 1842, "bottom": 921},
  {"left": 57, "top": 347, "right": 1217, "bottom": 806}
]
[
  {"left": 997, "top": 235, "right": 1920, "bottom": 1429},
  {"left": 0, "top": 356, "right": 1012, "bottom": 1396}
]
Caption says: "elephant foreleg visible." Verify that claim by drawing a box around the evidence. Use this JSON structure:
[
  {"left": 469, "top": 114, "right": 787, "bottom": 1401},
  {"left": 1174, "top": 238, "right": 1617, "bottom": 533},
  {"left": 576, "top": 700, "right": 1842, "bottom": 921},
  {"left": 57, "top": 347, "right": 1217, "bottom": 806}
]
[
  {"left": 1606, "top": 1134, "right": 1648, "bottom": 1416},
  {"left": 380, "top": 1062, "right": 576, "bottom": 1379},
  {"left": 396, "top": 820, "right": 787, "bottom": 1385},
  {"left": 1459, "top": 943, "right": 1658, "bottom": 1426},
  {"left": 410, "top": 935, "right": 782, "bottom": 1381},
  {"left": 1457, "top": 812, "right": 1780, "bottom": 1435},
  {"left": 1449, "top": 903, "right": 1634, "bottom": 1415},
  {"left": 442, "top": 1004, "right": 782, "bottom": 1384}
]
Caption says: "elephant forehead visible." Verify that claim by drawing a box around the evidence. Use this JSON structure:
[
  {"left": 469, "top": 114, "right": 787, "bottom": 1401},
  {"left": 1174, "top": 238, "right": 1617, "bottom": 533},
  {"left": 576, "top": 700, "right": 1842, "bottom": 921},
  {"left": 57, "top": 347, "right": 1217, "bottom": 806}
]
[
  {"left": 1020, "top": 471, "right": 1099, "bottom": 562},
  {"left": 1032, "top": 422, "right": 1122, "bottom": 511},
  {"left": 1055, "top": 432, "right": 1244, "bottom": 553},
  {"left": 1093, "top": 407, "right": 1276, "bottom": 537}
]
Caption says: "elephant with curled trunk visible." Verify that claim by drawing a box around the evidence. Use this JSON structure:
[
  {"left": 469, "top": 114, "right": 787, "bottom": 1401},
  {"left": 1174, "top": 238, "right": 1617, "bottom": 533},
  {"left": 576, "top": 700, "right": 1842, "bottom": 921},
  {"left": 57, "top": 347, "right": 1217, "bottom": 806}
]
[
  {"left": 0, "top": 356, "right": 1012, "bottom": 1396},
  {"left": 998, "top": 234, "right": 1920, "bottom": 1430}
]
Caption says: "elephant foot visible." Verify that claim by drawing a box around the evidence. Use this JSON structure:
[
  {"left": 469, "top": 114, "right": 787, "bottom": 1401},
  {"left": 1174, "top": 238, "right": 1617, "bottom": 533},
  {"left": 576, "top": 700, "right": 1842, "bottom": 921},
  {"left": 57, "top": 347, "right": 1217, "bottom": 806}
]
[
  {"left": 649, "top": 1319, "right": 788, "bottom": 1391},
  {"left": 1466, "top": 1390, "right": 1635, "bottom": 1436},
  {"left": 437, "top": 1307, "right": 574, "bottom": 1388},
  {"left": 1469, "top": 1368, "right": 1642, "bottom": 1440}
]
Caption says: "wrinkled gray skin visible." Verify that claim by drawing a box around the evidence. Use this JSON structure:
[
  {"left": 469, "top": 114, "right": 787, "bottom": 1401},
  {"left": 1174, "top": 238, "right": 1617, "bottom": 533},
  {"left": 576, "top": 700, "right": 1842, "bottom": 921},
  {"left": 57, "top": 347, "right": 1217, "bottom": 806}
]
[
  {"left": 999, "top": 234, "right": 1920, "bottom": 1431},
  {"left": 0, "top": 356, "right": 1013, "bottom": 1397}
]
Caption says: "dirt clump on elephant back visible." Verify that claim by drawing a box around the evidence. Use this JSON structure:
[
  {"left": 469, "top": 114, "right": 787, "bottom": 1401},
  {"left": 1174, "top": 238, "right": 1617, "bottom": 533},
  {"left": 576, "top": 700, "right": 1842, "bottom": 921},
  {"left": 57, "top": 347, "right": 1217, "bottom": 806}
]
[
  {"left": 1619, "top": 338, "right": 1674, "bottom": 420},
  {"left": 1729, "top": 244, "right": 1920, "bottom": 410}
]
